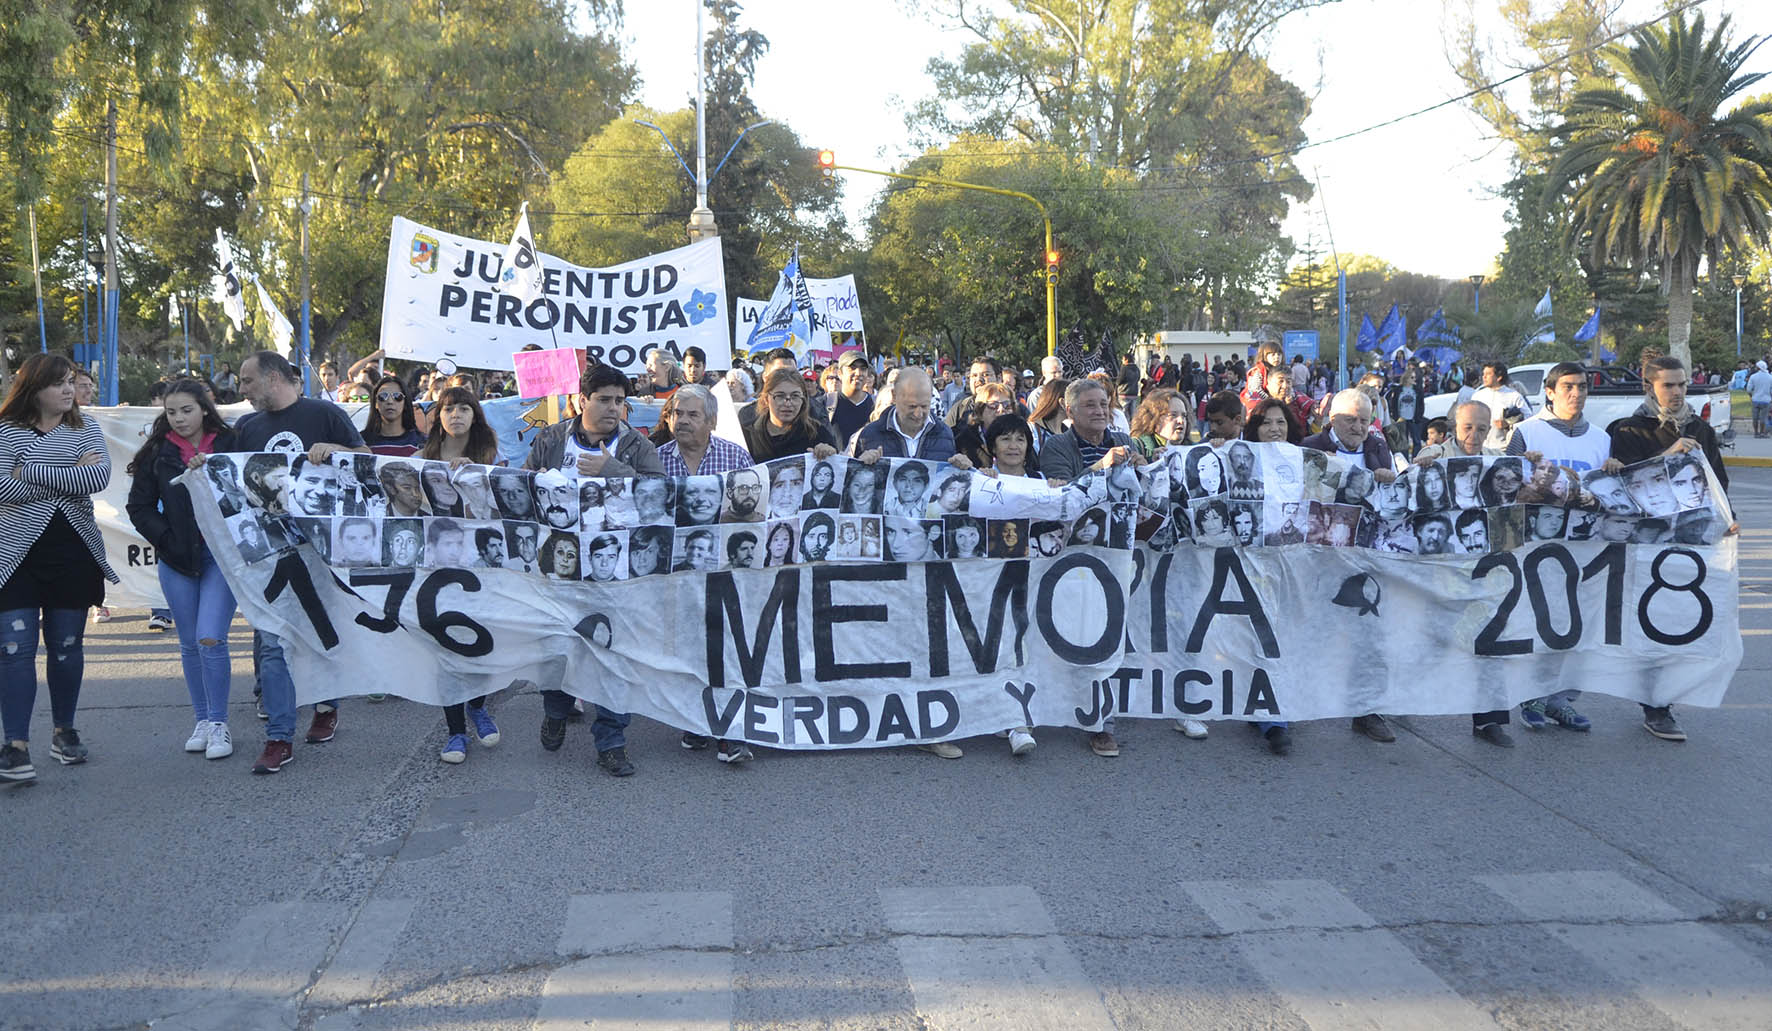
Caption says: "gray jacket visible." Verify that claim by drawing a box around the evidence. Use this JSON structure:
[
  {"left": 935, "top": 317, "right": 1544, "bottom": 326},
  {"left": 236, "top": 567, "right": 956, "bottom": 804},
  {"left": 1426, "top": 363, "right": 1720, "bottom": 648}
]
[
  {"left": 1038, "top": 426, "right": 1135, "bottom": 483},
  {"left": 522, "top": 419, "right": 664, "bottom": 476}
]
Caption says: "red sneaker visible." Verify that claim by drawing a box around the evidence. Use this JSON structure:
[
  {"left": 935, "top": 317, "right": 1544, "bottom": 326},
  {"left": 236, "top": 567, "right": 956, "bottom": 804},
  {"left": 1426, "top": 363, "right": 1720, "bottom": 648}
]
[
  {"left": 305, "top": 708, "right": 338, "bottom": 744},
  {"left": 252, "top": 740, "right": 293, "bottom": 774}
]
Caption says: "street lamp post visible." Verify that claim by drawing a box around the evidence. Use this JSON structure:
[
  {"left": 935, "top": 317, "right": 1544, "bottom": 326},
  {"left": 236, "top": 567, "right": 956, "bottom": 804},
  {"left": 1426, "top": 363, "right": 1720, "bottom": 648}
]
[
  {"left": 1470, "top": 273, "right": 1485, "bottom": 315},
  {"left": 824, "top": 159, "right": 1057, "bottom": 356},
  {"left": 635, "top": 118, "right": 774, "bottom": 242}
]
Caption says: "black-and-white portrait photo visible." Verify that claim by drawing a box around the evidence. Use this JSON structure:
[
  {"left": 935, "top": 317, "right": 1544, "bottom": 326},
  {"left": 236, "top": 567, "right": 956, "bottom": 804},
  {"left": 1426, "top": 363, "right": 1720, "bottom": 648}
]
[
  {"left": 490, "top": 467, "right": 537, "bottom": 520},
  {"left": 288, "top": 456, "right": 339, "bottom": 516},
  {"left": 420, "top": 461, "right": 463, "bottom": 517},
  {"left": 803, "top": 457, "right": 842, "bottom": 511},
  {"left": 425, "top": 517, "right": 472, "bottom": 568},
  {"left": 672, "top": 527, "right": 720, "bottom": 572},
  {"left": 722, "top": 525, "right": 763, "bottom": 569},
  {"left": 944, "top": 515, "right": 987, "bottom": 558},
  {"left": 720, "top": 467, "right": 767, "bottom": 523},
  {"left": 676, "top": 475, "right": 723, "bottom": 527},
  {"left": 583, "top": 531, "right": 628, "bottom": 582},
  {"left": 333, "top": 516, "right": 382, "bottom": 567},
  {"left": 382, "top": 517, "right": 424, "bottom": 567},
  {"left": 241, "top": 453, "right": 292, "bottom": 517},
  {"left": 881, "top": 460, "right": 935, "bottom": 519},
  {"left": 841, "top": 461, "right": 885, "bottom": 515},
  {"left": 799, "top": 511, "right": 837, "bottom": 562},
  {"left": 503, "top": 521, "right": 543, "bottom": 573},
  {"left": 987, "top": 518, "right": 1028, "bottom": 559},
  {"left": 627, "top": 524, "right": 674, "bottom": 577}
]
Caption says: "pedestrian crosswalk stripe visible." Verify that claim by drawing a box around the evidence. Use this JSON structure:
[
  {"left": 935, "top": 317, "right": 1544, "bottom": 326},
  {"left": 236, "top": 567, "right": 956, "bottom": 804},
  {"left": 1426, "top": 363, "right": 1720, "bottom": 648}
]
[
  {"left": 1183, "top": 879, "right": 1500, "bottom": 1031},
  {"left": 1480, "top": 871, "right": 1772, "bottom": 1030},
  {"left": 881, "top": 885, "right": 1117, "bottom": 1031},
  {"left": 536, "top": 891, "right": 735, "bottom": 1030},
  {"left": 157, "top": 901, "right": 348, "bottom": 1031},
  {"left": 307, "top": 899, "right": 413, "bottom": 1009}
]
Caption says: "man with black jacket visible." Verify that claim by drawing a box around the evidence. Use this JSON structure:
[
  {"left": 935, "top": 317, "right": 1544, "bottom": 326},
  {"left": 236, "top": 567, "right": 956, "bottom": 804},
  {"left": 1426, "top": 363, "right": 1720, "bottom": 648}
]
[{"left": 1606, "top": 354, "right": 1734, "bottom": 743}]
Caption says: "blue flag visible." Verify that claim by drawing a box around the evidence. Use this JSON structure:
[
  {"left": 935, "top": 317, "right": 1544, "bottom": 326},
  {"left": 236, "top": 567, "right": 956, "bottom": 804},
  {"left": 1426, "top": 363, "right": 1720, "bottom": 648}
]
[
  {"left": 1356, "top": 314, "right": 1379, "bottom": 352},
  {"left": 1415, "top": 307, "right": 1461, "bottom": 345},
  {"left": 1573, "top": 307, "right": 1601, "bottom": 343},
  {"left": 1376, "top": 304, "right": 1405, "bottom": 353}
]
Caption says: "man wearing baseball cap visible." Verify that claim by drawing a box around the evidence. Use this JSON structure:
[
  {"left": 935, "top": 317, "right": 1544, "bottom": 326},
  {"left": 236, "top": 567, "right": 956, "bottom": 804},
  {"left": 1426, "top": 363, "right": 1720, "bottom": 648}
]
[{"left": 830, "top": 349, "right": 875, "bottom": 449}]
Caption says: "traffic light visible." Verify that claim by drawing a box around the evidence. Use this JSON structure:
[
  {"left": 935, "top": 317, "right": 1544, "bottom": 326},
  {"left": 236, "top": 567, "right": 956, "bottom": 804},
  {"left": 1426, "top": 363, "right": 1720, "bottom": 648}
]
[
  {"left": 817, "top": 149, "right": 836, "bottom": 181},
  {"left": 1045, "top": 248, "right": 1060, "bottom": 285}
]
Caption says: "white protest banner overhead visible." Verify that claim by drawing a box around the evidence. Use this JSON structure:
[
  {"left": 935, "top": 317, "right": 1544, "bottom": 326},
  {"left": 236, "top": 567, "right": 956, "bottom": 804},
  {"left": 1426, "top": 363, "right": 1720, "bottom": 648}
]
[
  {"left": 378, "top": 215, "right": 731, "bottom": 375},
  {"left": 183, "top": 442, "right": 1740, "bottom": 746}
]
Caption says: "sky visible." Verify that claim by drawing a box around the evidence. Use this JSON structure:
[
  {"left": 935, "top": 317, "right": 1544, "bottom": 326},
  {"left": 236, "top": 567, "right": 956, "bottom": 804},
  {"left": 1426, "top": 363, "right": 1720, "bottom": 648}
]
[{"left": 618, "top": 0, "right": 1771, "bottom": 283}]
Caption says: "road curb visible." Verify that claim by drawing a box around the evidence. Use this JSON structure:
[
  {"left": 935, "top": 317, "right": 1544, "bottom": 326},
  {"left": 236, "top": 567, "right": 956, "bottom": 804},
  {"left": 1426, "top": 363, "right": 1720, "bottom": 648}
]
[{"left": 1724, "top": 455, "right": 1772, "bottom": 468}]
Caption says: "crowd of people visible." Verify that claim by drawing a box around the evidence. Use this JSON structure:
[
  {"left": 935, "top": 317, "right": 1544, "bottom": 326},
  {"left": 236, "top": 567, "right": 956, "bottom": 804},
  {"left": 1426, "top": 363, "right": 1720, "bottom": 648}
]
[{"left": 0, "top": 336, "right": 1734, "bottom": 785}]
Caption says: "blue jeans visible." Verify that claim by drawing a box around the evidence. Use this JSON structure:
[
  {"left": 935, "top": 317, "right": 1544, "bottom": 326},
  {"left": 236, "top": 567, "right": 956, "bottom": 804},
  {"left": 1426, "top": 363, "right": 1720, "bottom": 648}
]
[
  {"left": 255, "top": 630, "right": 339, "bottom": 743},
  {"left": 541, "top": 689, "right": 630, "bottom": 751},
  {"left": 0, "top": 607, "right": 87, "bottom": 743},
  {"left": 158, "top": 556, "right": 235, "bottom": 723}
]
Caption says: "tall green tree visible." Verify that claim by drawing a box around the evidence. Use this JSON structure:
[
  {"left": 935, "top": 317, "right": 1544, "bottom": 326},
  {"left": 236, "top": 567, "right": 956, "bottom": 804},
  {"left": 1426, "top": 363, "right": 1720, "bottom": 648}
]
[
  {"left": 908, "top": 0, "right": 1315, "bottom": 331},
  {"left": 1545, "top": 11, "right": 1772, "bottom": 364}
]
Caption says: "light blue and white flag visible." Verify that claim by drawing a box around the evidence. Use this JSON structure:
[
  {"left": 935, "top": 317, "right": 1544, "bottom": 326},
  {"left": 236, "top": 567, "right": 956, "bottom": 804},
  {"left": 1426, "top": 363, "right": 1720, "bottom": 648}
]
[
  {"left": 744, "top": 249, "right": 819, "bottom": 366},
  {"left": 1531, "top": 288, "right": 1556, "bottom": 344}
]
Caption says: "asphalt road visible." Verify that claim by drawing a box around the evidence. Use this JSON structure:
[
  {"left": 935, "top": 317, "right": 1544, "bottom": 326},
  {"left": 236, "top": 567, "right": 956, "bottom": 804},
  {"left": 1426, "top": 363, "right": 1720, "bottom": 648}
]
[{"left": 4, "top": 471, "right": 1770, "bottom": 1031}]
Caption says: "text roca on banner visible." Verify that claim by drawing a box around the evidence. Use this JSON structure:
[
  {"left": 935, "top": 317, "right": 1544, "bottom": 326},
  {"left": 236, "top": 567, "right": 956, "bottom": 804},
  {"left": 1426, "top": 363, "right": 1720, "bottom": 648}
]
[
  {"left": 379, "top": 215, "right": 732, "bottom": 375},
  {"left": 182, "top": 443, "right": 1742, "bottom": 747}
]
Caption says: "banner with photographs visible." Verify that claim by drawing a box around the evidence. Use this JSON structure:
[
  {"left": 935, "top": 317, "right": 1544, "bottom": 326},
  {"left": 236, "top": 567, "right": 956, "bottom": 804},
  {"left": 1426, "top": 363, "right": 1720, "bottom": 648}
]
[
  {"left": 378, "top": 215, "right": 731, "bottom": 375},
  {"left": 182, "top": 442, "right": 1740, "bottom": 745}
]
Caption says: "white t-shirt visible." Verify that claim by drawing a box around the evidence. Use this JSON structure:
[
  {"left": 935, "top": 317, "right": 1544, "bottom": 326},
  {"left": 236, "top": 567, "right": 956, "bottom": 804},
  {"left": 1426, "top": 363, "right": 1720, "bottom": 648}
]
[
  {"left": 1470, "top": 385, "right": 1530, "bottom": 450},
  {"left": 1512, "top": 412, "right": 1612, "bottom": 473}
]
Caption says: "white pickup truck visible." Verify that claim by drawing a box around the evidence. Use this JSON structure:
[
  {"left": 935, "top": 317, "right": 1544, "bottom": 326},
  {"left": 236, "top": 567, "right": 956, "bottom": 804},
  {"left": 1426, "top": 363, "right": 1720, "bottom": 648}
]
[{"left": 1422, "top": 363, "right": 1733, "bottom": 441}]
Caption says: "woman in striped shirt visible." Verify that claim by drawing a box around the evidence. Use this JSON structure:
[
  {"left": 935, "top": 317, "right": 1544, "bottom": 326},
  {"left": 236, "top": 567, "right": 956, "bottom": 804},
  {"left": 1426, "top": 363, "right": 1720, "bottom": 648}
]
[{"left": 0, "top": 354, "right": 118, "bottom": 783}]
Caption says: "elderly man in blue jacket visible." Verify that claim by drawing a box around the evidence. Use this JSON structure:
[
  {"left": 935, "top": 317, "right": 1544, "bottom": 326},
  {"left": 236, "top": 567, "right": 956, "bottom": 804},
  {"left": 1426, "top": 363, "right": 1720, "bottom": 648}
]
[{"left": 848, "top": 367, "right": 957, "bottom": 462}]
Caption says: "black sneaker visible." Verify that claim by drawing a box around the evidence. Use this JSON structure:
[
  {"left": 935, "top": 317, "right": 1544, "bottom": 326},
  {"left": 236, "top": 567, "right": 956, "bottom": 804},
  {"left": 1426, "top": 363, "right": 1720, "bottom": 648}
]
[
  {"left": 50, "top": 728, "right": 88, "bottom": 765},
  {"left": 1473, "top": 723, "right": 1516, "bottom": 748},
  {"left": 0, "top": 743, "right": 35, "bottom": 783},
  {"left": 1642, "top": 707, "right": 1687, "bottom": 742},
  {"left": 716, "top": 741, "right": 753, "bottom": 764},
  {"left": 1264, "top": 726, "right": 1292, "bottom": 756},
  {"left": 597, "top": 746, "right": 636, "bottom": 777},
  {"left": 540, "top": 716, "right": 567, "bottom": 752},
  {"left": 681, "top": 732, "right": 712, "bottom": 750}
]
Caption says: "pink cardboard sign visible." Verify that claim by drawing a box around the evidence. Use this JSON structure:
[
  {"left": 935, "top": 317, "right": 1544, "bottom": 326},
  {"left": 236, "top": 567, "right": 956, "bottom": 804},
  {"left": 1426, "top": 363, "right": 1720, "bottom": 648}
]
[{"left": 511, "top": 347, "right": 586, "bottom": 399}]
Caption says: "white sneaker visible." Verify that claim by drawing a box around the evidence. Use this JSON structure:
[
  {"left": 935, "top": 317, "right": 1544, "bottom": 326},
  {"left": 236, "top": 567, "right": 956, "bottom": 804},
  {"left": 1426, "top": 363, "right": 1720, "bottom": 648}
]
[
  {"left": 204, "top": 723, "right": 233, "bottom": 759},
  {"left": 1173, "top": 718, "right": 1209, "bottom": 739},
  {"left": 1008, "top": 728, "right": 1036, "bottom": 756},
  {"left": 91, "top": 607, "right": 113, "bottom": 624},
  {"left": 185, "top": 720, "right": 215, "bottom": 752},
  {"left": 919, "top": 742, "right": 963, "bottom": 759}
]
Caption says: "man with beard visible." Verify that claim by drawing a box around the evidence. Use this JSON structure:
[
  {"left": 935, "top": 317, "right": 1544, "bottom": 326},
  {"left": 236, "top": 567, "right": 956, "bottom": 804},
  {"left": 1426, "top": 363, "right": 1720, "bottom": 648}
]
[
  {"left": 473, "top": 527, "right": 506, "bottom": 568},
  {"left": 533, "top": 469, "right": 579, "bottom": 531},
  {"left": 725, "top": 529, "right": 760, "bottom": 568},
  {"left": 800, "top": 512, "right": 835, "bottom": 561},
  {"left": 1030, "top": 520, "right": 1066, "bottom": 557},
  {"left": 721, "top": 467, "right": 765, "bottom": 523},
  {"left": 1413, "top": 513, "right": 1453, "bottom": 555}
]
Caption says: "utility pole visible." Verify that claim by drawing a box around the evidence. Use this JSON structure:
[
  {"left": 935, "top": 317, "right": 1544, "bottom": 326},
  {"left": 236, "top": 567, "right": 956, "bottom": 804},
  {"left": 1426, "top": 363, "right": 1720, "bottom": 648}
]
[
  {"left": 104, "top": 98, "right": 120, "bottom": 405},
  {"left": 687, "top": 0, "right": 717, "bottom": 242},
  {"left": 301, "top": 171, "right": 313, "bottom": 392}
]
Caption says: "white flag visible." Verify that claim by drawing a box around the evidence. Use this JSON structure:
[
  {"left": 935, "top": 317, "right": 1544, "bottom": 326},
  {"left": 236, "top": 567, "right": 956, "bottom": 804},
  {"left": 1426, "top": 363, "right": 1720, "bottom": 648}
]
[
  {"left": 1531, "top": 288, "right": 1556, "bottom": 344},
  {"left": 168, "top": 294, "right": 180, "bottom": 330},
  {"left": 498, "top": 202, "right": 542, "bottom": 304},
  {"left": 254, "top": 279, "right": 296, "bottom": 358},
  {"left": 212, "top": 229, "right": 247, "bottom": 330}
]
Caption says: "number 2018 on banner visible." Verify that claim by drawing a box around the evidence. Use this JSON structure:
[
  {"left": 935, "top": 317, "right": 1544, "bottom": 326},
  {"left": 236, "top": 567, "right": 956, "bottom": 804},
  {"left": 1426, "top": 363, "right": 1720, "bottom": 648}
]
[{"left": 1471, "top": 542, "right": 1713, "bottom": 656}]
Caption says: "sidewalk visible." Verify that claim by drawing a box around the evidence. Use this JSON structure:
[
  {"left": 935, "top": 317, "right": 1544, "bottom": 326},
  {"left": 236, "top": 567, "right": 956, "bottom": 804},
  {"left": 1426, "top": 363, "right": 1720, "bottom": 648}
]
[{"left": 1724, "top": 398, "right": 1772, "bottom": 467}]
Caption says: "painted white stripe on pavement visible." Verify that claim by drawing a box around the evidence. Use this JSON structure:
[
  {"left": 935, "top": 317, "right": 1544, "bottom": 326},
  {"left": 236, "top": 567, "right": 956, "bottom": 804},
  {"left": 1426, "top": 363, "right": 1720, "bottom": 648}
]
[
  {"left": 307, "top": 899, "right": 414, "bottom": 1008},
  {"left": 1481, "top": 872, "right": 1772, "bottom": 1031},
  {"left": 536, "top": 891, "right": 734, "bottom": 1031},
  {"left": 1184, "top": 880, "right": 1498, "bottom": 1031},
  {"left": 158, "top": 901, "right": 349, "bottom": 1031},
  {"left": 881, "top": 885, "right": 1116, "bottom": 1031}
]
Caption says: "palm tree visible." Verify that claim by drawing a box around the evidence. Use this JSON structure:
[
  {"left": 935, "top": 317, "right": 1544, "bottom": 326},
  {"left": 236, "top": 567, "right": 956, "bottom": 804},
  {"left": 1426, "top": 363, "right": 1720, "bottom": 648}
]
[{"left": 1546, "top": 12, "right": 1772, "bottom": 365}]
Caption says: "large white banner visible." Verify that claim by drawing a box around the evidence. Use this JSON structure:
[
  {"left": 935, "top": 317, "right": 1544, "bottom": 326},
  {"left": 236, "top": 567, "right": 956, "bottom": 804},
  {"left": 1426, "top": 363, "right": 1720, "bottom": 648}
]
[
  {"left": 379, "top": 216, "right": 732, "bottom": 375},
  {"left": 181, "top": 444, "right": 1742, "bottom": 744}
]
